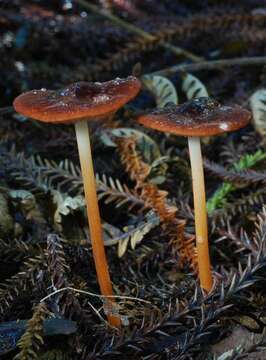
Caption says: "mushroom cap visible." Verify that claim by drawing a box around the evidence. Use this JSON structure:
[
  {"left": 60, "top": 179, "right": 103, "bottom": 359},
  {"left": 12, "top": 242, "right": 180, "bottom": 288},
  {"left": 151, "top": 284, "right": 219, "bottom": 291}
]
[
  {"left": 137, "top": 97, "right": 251, "bottom": 137},
  {"left": 13, "top": 76, "right": 141, "bottom": 124}
]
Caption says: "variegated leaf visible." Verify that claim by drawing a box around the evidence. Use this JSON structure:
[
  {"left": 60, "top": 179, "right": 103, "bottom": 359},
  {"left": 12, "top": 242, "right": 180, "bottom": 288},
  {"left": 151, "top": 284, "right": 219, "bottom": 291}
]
[
  {"left": 250, "top": 89, "right": 266, "bottom": 137},
  {"left": 182, "top": 73, "right": 208, "bottom": 99},
  {"left": 142, "top": 74, "right": 178, "bottom": 107}
]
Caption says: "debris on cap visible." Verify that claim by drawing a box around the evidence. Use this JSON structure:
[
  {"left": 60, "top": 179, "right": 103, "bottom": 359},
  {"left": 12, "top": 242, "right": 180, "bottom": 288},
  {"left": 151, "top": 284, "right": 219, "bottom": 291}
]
[
  {"left": 13, "top": 76, "right": 141, "bottom": 124},
  {"left": 137, "top": 97, "right": 251, "bottom": 137}
]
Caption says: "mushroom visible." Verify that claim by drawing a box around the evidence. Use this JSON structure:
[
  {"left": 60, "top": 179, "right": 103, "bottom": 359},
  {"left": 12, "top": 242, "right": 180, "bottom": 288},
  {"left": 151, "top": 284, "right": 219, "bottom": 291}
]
[
  {"left": 137, "top": 97, "right": 250, "bottom": 291},
  {"left": 13, "top": 76, "right": 141, "bottom": 326}
]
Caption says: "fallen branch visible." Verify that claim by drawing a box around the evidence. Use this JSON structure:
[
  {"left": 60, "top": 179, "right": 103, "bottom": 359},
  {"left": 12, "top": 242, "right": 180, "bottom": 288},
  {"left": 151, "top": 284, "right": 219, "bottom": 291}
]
[{"left": 152, "top": 56, "right": 266, "bottom": 76}]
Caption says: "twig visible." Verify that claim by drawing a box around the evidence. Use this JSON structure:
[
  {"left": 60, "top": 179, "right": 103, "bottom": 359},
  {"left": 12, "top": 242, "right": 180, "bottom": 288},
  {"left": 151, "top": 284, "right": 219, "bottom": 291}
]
[
  {"left": 75, "top": 0, "right": 203, "bottom": 62},
  {"left": 151, "top": 56, "right": 266, "bottom": 77},
  {"left": 40, "top": 286, "right": 151, "bottom": 304}
]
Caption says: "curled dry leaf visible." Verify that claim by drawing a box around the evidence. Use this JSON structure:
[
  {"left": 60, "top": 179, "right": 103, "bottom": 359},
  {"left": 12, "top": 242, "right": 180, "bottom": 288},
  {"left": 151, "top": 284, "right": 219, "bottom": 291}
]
[
  {"left": 250, "top": 89, "right": 266, "bottom": 137},
  {"left": 118, "top": 211, "right": 160, "bottom": 257},
  {"left": 142, "top": 74, "right": 178, "bottom": 107},
  {"left": 52, "top": 191, "right": 85, "bottom": 231},
  {"left": 182, "top": 73, "right": 209, "bottom": 99}
]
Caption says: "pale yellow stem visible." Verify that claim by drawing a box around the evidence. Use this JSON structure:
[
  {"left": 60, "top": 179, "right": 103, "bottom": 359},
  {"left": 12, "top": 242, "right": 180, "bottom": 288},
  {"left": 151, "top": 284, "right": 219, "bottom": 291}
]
[
  {"left": 188, "top": 136, "right": 213, "bottom": 292},
  {"left": 75, "top": 120, "right": 121, "bottom": 327}
]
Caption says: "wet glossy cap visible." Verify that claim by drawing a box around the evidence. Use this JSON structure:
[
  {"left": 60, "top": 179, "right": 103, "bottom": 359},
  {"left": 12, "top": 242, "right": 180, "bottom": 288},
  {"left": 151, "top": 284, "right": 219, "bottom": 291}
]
[
  {"left": 13, "top": 76, "right": 141, "bottom": 124},
  {"left": 137, "top": 97, "right": 251, "bottom": 137}
]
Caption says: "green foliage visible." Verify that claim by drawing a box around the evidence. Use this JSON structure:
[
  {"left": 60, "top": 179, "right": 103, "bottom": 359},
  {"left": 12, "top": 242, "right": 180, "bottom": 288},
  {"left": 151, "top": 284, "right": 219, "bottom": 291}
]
[{"left": 207, "top": 150, "right": 266, "bottom": 213}]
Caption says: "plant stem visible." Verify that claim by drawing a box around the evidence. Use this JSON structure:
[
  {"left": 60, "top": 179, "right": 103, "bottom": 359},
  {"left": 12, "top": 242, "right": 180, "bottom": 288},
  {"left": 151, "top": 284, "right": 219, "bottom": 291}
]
[
  {"left": 75, "top": 120, "right": 121, "bottom": 327},
  {"left": 152, "top": 56, "right": 266, "bottom": 77},
  {"left": 188, "top": 137, "right": 212, "bottom": 291}
]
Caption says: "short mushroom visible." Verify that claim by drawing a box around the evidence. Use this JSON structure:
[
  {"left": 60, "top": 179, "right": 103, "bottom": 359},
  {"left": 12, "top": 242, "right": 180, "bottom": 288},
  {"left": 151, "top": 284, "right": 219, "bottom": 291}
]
[
  {"left": 137, "top": 97, "right": 250, "bottom": 291},
  {"left": 13, "top": 76, "right": 141, "bottom": 326}
]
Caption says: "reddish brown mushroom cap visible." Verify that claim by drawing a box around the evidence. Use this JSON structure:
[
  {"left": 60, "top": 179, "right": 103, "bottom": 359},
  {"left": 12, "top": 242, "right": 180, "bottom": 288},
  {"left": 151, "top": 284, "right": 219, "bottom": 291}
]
[
  {"left": 13, "top": 76, "right": 141, "bottom": 124},
  {"left": 137, "top": 97, "right": 251, "bottom": 137}
]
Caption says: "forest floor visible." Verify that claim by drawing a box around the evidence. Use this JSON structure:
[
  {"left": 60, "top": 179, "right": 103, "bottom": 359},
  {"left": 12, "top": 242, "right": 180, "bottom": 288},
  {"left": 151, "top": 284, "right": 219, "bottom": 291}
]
[{"left": 0, "top": 1, "right": 266, "bottom": 359}]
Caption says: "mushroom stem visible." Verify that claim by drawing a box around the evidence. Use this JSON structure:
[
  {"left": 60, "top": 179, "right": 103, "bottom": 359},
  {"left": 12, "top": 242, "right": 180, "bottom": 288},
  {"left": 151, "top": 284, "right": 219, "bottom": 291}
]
[
  {"left": 75, "top": 120, "right": 121, "bottom": 327},
  {"left": 188, "top": 136, "right": 213, "bottom": 292}
]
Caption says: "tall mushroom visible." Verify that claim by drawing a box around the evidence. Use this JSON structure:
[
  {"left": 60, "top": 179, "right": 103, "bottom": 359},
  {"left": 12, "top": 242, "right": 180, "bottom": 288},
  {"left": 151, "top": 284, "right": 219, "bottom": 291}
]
[
  {"left": 13, "top": 76, "right": 141, "bottom": 326},
  {"left": 137, "top": 97, "right": 250, "bottom": 291}
]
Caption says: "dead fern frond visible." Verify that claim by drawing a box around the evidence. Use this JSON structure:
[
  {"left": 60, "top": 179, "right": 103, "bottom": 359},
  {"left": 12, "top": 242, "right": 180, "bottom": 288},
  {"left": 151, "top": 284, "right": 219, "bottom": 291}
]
[
  {"left": 156, "top": 13, "right": 266, "bottom": 44},
  {"left": 97, "top": 173, "right": 146, "bottom": 211},
  {"left": 2, "top": 150, "right": 82, "bottom": 195},
  {"left": 116, "top": 136, "right": 197, "bottom": 271},
  {"left": 175, "top": 230, "right": 198, "bottom": 273},
  {"left": 116, "top": 137, "right": 177, "bottom": 221},
  {"left": 15, "top": 303, "right": 48, "bottom": 360},
  {"left": 205, "top": 159, "right": 266, "bottom": 185},
  {"left": 117, "top": 211, "right": 160, "bottom": 257},
  {"left": 116, "top": 136, "right": 151, "bottom": 185},
  {"left": 0, "top": 237, "right": 41, "bottom": 259},
  {"left": 2, "top": 149, "right": 146, "bottom": 216},
  {"left": 47, "top": 234, "right": 69, "bottom": 291},
  {"left": 39, "top": 349, "right": 71, "bottom": 360},
  {"left": 237, "top": 207, "right": 266, "bottom": 257},
  {"left": 211, "top": 189, "right": 266, "bottom": 229},
  {"left": 46, "top": 234, "right": 91, "bottom": 322},
  {"left": 138, "top": 183, "right": 177, "bottom": 222},
  {"left": 0, "top": 253, "right": 47, "bottom": 315}
]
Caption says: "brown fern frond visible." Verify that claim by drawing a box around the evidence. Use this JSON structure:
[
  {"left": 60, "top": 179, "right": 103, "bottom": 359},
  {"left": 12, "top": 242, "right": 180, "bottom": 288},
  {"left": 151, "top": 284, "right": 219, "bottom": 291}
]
[
  {"left": 46, "top": 234, "right": 91, "bottom": 322},
  {"left": 204, "top": 159, "right": 266, "bottom": 185},
  {"left": 156, "top": 13, "right": 266, "bottom": 43},
  {"left": 4, "top": 150, "right": 146, "bottom": 214},
  {"left": 211, "top": 189, "right": 266, "bottom": 229},
  {"left": 118, "top": 138, "right": 179, "bottom": 220},
  {"left": 116, "top": 136, "right": 151, "bottom": 185},
  {"left": 167, "top": 220, "right": 198, "bottom": 273},
  {"left": 179, "top": 234, "right": 198, "bottom": 273},
  {"left": 117, "top": 136, "right": 197, "bottom": 271},
  {"left": 138, "top": 183, "right": 177, "bottom": 222},
  {"left": 47, "top": 234, "right": 70, "bottom": 291},
  {"left": 0, "top": 237, "right": 41, "bottom": 259},
  {"left": 15, "top": 303, "right": 48, "bottom": 360},
  {"left": 224, "top": 26, "right": 266, "bottom": 45},
  {"left": 117, "top": 137, "right": 177, "bottom": 220},
  {"left": 97, "top": 174, "right": 147, "bottom": 211},
  {"left": 0, "top": 254, "right": 47, "bottom": 315}
]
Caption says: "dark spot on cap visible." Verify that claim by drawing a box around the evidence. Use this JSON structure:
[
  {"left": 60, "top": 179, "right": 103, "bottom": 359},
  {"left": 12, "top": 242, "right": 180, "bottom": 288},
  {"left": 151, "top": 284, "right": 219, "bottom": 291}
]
[
  {"left": 137, "top": 97, "right": 251, "bottom": 137},
  {"left": 13, "top": 76, "right": 141, "bottom": 124}
]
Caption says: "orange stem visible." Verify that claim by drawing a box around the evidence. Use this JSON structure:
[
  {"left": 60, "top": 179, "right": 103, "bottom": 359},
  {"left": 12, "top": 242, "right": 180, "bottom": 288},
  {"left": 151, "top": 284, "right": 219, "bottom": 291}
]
[
  {"left": 75, "top": 120, "right": 121, "bottom": 327},
  {"left": 188, "top": 136, "right": 213, "bottom": 292}
]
